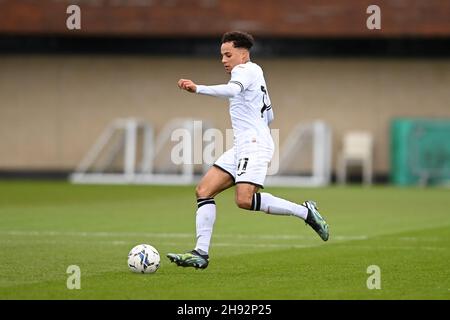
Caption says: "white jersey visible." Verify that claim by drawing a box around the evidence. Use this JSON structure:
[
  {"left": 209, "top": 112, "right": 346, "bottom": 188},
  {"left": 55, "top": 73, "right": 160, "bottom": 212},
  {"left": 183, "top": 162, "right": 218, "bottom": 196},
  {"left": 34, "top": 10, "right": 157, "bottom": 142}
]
[
  {"left": 228, "top": 61, "right": 274, "bottom": 137},
  {"left": 196, "top": 61, "right": 274, "bottom": 139},
  {"left": 195, "top": 61, "right": 275, "bottom": 187}
]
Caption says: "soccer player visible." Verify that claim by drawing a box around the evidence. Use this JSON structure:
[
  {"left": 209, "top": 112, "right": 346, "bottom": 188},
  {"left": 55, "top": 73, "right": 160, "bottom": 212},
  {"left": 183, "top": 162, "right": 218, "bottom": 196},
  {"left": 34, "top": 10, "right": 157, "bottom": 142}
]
[{"left": 167, "top": 31, "right": 329, "bottom": 269}]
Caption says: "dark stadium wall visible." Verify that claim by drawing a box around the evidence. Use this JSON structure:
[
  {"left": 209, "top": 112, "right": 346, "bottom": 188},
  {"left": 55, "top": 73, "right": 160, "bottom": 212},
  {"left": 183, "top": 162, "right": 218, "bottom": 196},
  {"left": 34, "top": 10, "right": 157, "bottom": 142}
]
[{"left": 1, "top": 0, "right": 449, "bottom": 37}]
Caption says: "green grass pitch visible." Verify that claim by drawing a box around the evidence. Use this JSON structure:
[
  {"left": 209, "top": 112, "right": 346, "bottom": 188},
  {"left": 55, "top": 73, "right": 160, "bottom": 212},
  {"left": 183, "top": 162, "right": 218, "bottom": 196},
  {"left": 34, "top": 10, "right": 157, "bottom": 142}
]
[{"left": 0, "top": 181, "right": 449, "bottom": 299}]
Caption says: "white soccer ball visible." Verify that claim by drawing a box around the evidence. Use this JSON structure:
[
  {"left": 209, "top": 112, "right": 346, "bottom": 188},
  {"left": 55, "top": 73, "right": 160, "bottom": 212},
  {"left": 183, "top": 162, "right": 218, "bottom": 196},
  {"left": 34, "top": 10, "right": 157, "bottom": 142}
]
[{"left": 127, "top": 244, "right": 160, "bottom": 274}]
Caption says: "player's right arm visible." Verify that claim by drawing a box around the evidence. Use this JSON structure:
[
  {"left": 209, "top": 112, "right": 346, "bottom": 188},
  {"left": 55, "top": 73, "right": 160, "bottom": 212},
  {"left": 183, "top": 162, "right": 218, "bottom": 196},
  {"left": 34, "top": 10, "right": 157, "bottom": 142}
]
[
  {"left": 178, "top": 78, "right": 241, "bottom": 98},
  {"left": 193, "top": 63, "right": 255, "bottom": 99},
  {"left": 178, "top": 79, "right": 197, "bottom": 93},
  {"left": 196, "top": 83, "right": 241, "bottom": 98}
]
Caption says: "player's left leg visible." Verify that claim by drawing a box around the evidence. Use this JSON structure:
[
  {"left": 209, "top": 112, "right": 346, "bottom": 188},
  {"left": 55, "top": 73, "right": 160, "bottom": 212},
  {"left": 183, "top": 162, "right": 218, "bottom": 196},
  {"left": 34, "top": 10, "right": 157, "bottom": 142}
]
[
  {"left": 234, "top": 146, "right": 329, "bottom": 241},
  {"left": 235, "top": 183, "right": 307, "bottom": 220},
  {"left": 252, "top": 191, "right": 329, "bottom": 241},
  {"left": 235, "top": 182, "right": 259, "bottom": 209},
  {"left": 235, "top": 183, "right": 329, "bottom": 241}
]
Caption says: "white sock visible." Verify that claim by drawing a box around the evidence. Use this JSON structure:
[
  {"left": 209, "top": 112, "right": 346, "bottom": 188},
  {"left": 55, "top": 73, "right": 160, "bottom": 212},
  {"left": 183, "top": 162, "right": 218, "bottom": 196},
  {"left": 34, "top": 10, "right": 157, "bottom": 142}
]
[
  {"left": 252, "top": 192, "right": 308, "bottom": 220},
  {"left": 194, "top": 198, "right": 216, "bottom": 255}
]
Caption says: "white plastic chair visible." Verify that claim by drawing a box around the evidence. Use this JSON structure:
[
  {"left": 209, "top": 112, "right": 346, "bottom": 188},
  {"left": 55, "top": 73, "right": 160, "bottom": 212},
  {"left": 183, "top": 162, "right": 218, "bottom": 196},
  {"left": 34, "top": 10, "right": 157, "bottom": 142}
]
[{"left": 337, "top": 131, "right": 374, "bottom": 185}]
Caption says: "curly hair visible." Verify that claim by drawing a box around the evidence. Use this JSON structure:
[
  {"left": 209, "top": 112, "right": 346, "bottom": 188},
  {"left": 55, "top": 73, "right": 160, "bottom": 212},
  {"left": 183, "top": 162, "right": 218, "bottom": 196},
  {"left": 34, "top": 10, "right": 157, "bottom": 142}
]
[{"left": 221, "top": 31, "right": 254, "bottom": 50}]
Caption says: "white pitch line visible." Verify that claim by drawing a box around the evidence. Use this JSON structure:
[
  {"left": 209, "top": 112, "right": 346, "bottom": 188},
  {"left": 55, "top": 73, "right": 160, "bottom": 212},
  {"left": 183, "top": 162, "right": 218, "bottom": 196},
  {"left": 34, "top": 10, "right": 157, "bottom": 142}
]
[
  {"left": 333, "top": 245, "right": 446, "bottom": 251},
  {"left": 1, "top": 238, "right": 443, "bottom": 251},
  {"left": 398, "top": 237, "right": 443, "bottom": 242},
  {"left": 212, "top": 242, "right": 321, "bottom": 249},
  {"left": 0, "top": 238, "right": 322, "bottom": 249},
  {"left": 0, "top": 230, "right": 367, "bottom": 241}
]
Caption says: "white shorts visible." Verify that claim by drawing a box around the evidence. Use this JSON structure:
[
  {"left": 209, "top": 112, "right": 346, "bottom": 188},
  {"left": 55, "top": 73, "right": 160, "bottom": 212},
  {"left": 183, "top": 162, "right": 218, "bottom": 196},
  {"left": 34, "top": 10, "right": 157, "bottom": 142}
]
[{"left": 214, "top": 129, "right": 274, "bottom": 188}]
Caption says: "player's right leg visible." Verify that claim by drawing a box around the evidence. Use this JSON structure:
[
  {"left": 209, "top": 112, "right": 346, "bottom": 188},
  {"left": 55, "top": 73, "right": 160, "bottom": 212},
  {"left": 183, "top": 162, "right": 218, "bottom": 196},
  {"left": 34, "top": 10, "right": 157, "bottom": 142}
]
[{"left": 167, "top": 165, "right": 234, "bottom": 269}]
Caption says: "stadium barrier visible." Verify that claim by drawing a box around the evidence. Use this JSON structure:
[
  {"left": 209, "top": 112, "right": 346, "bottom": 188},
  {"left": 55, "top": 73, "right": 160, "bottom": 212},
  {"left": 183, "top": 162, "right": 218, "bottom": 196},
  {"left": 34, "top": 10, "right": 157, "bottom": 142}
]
[{"left": 70, "top": 118, "right": 332, "bottom": 187}]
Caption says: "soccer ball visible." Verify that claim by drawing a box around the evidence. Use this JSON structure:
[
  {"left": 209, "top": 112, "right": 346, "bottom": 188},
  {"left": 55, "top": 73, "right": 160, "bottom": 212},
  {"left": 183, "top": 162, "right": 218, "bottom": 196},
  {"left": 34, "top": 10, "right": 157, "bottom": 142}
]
[{"left": 127, "top": 244, "right": 160, "bottom": 274}]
